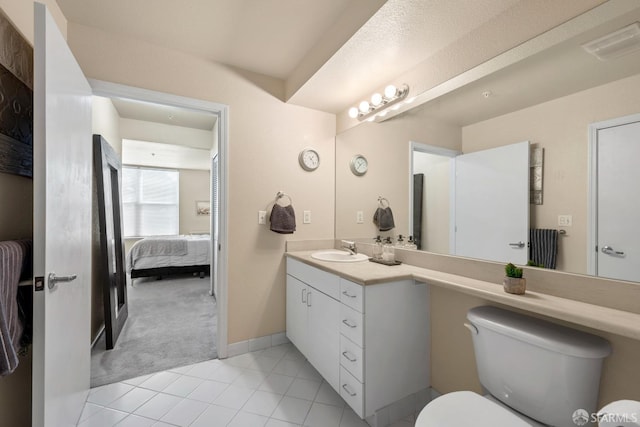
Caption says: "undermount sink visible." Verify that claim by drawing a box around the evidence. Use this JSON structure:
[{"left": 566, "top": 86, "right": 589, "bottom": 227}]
[{"left": 311, "top": 250, "right": 369, "bottom": 263}]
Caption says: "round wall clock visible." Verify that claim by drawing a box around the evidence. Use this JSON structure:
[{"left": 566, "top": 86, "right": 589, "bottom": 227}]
[
  {"left": 350, "top": 154, "right": 368, "bottom": 176},
  {"left": 299, "top": 148, "right": 320, "bottom": 171}
]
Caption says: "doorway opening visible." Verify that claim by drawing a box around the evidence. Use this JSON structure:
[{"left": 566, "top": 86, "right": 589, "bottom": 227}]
[{"left": 89, "top": 80, "right": 228, "bottom": 386}]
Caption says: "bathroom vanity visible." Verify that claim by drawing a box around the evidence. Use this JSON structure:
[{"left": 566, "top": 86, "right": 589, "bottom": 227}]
[{"left": 286, "top": 257, "right": 430, "bottom": 418}]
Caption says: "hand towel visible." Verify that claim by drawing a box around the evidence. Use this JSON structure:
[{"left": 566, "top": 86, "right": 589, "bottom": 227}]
[
  {"left": 0, "top": 241, "right": 26, "bottom": 375},
  {"left": 270, "top": 204, "right": 296, "bottom": 234},
  {"left": 373, "top": 207, "right": 395, "bottom": 231},
  {"left": 529, "top": 228, "right": 558, "bottom": 269}
]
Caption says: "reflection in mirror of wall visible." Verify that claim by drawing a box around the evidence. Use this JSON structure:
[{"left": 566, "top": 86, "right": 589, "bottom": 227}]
[{"left": 335, "top": 3, "right": 640, "bottom": 283}]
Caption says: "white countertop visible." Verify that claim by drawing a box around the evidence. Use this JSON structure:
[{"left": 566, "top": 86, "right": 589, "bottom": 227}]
[{"left": 285, "top": 251, "right": 640, "bottom": 341}]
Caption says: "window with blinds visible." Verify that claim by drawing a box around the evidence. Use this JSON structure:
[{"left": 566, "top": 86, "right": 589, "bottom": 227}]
[{"left": 122, "top": 166, "right": 179, "bottom": 237}]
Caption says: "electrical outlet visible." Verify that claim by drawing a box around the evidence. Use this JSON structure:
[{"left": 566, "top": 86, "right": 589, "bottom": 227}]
[
  {"left": 558, "top": 215, "right": 572, "bottom": 226},
  {"left": 258, "top": 210, "right": 267, "bottom": 224},
  {"left": 356, "top": 211, "right": 364, "bottom": 224},
  {"left": 303, "top": 210, "right": 311, "bottom": 224}
]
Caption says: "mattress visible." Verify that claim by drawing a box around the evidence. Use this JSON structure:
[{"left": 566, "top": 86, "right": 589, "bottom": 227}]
[{"left": 126, "top": 235, "right": 211, "bottom": 273}]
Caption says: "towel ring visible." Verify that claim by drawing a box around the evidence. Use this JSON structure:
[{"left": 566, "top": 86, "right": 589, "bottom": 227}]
[
  {"left": 276, "top": 191, "right": 293, "bottom": 205},
  {"left": 378, "top": 196, "right": 390, "bottom": 208}
]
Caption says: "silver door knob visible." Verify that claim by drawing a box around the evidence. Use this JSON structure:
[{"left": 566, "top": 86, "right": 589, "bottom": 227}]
[
  {"left": 48, "top": 272, "right": 77, "bottom": 289},
  {"left": 509, "top": 241, "right": 525, "bottom": 248},
  {"left": 601, "top": 246, "right": 625, "bottom": 256}
]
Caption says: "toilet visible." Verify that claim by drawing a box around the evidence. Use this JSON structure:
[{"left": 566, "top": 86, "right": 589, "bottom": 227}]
[{"left": 416, "top": 306, "right": 612, "bottom": 427}]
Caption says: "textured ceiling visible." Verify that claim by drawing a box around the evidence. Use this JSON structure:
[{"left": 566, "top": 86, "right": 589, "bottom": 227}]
[{"left": 56, "top": 0, "right": 520, "bottom": 113}]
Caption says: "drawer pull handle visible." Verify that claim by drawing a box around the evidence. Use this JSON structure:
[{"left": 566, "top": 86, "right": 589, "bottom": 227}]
[
  {"left": 342, "top": 383, "right": 357, "bottom": 397},
  {"left": 342, "top": 290, "right": 357, "bottom": 298},
  {"left": 342, "top": 319, "right": 357, "bottom": 328},
  {"left": 342, "top": 351, "right": 357, "bottom": 362},
  {"left": 307, "top": 291, "right": 312, "bottom": 307},
  {"left": 301, "top": 288, "right": 307, "bottom": 304}
]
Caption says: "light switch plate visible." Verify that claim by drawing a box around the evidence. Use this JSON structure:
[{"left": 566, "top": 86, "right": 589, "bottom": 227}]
[
  {"left": 303, "top": 210, "right": 311, "bottom": 224},
  {"left": 356, "top": 211, "right": 364, "bottom": 224},
  {"left": 258, "top": 210, "right": 267, "bottom": 224},
  {"left": 558, "top": 214, "right": 572, "bottom": 226}
]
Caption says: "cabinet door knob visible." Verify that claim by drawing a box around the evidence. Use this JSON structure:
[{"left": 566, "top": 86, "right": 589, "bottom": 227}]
[
  {"left": 342, "top": 290, "right": 357, "bottom": 298},
  {"left": 342, "top": 383, "right": 357, "bottom": 397},
  {"left": 342, "top": 319, "right": 356, "bottom": 328},
  {"left": 342, "top": 351, "right": 357, "bottom": 362}
]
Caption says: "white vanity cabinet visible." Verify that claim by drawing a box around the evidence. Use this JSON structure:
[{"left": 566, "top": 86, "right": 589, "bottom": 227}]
[
  {"left": 286, "top": 258, "right": 430, "bottom": 419},
  {"left": 286, "top": 260, "right": 341, "bottom": 389}
]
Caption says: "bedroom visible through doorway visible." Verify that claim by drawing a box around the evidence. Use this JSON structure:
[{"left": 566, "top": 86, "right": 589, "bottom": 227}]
[{"left": 90, "top": 89, "right": 223, "bottom": 386}]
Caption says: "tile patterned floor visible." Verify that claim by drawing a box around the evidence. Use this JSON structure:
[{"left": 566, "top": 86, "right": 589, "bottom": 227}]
[{"left": 79, "top": 343, "right": 417, "bottom": 427}]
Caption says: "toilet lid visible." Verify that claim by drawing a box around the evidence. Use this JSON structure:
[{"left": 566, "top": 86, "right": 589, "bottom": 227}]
[{"left": 416, "top": 391, "right": 533, "bottom": 427}]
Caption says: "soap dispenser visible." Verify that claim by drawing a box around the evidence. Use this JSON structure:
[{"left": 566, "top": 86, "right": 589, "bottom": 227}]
[
  {"left": 406, "top": 236, "right": 417, "bottom": 250},
  {"left": 373, "top": 235, "right": 383, "bottom": 260},
  {"left": 395, "top": 234, "right": 405, "bottom": 249},
  {"left": 382, "top": 237, "right": 395, "bottom": 262}
]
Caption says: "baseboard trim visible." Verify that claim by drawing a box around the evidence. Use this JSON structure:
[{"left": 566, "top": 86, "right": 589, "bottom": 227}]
[{"left": 225, "top": 332, "right": 290, "bottom": 358}]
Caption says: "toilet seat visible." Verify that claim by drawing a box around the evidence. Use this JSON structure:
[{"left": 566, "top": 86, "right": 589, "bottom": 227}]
[{"left": 415, "top": 391, "right": 534, "bottom": 427}]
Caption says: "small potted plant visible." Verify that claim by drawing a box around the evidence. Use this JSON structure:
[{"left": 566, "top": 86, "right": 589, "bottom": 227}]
[{"left": 504, "top": 263, "right": 526, "bottom": 295}]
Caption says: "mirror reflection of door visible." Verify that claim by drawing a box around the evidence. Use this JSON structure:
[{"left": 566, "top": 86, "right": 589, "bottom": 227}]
[
  {"left": 94, "top": 134, "right": 128, "bottom": 349},
  {"left": 591, "top": 115, "right": 640, "bottom": 282},
  {"left": 411, "top": 141, "right": 530, "bottom": 264}
]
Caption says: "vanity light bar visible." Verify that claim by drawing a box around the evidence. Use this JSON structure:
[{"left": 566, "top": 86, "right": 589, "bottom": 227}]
[
  {"left": 582, "top": 22, "right": 640, "bottom": 61},
  {"left": 348, "top": 84, "right": 410, "bottom": 122}
]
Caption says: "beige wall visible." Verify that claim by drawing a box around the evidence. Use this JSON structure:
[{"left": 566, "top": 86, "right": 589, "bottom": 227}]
[
  {"left": 462, "top": 73, "right": 640, "bottom": 274},
  {"left": 120, "top": 118, "right": 213, "bottom": 150},
  {"left": 179, "top": 169, "right": 210, "bottom": 235},
  {"left": 66, "top": 23, "right": 336, "bottom": 343},
  {"left": 0, "top": 2, "right": 66, "bottom": 425},
  {"left": 335, "top": 114, "right": 461, "bottom": 241}
]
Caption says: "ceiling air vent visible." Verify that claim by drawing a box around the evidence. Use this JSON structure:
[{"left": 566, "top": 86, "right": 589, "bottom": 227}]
[{"left": 582, "top": 22, "right": 640, "bottom": 60}]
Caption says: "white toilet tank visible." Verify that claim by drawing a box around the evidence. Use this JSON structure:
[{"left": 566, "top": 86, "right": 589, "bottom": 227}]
[{"left": 467, "top": 306, "right": 611, "bottom": 427}]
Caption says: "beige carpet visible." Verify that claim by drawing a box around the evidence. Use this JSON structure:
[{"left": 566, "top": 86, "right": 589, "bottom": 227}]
[{"left": 90, "top": 274, "right": 217, "bottom": 387}]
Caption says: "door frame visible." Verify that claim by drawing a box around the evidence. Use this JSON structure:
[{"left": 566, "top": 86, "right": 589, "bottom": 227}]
[
  {"left": 587, "top": 112, "right": 640, "bottom": 277},
  {"left": 90, "top": 79, "right": 230, "bottom": 358}
]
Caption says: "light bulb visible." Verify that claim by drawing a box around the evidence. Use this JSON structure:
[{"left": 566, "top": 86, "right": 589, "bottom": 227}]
[
  {"left": 384, "top": 85, "right": 397, "bottom": 99},
  {"left": 359, "top": 101, "right": 370, "bottom": 113},
  {"left": 371, "top": 93, "right": 383, "bottom": 106},
  {"left": 348, "top": 107, "right": 359, "bottom": 118}
]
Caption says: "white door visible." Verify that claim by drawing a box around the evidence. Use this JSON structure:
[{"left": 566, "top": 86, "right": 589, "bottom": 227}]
[
  {"left": 32, "top": 4, "right": 93, "bottom": 426},
  {"left": 454, "top": 141, "right": 529, "bottom": 264},
  {"left": 595, "top": 119, "right": 640, "bottom": 282}
]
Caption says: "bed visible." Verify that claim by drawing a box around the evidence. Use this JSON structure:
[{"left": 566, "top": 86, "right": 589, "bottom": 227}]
[{"left": 126, "top": 235, "right": 211, "bottom": 280}]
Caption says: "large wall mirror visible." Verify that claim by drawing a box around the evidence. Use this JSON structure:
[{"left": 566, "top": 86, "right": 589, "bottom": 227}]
[{"left": 335, "top": 2, "right": 640, "bottom": 283}]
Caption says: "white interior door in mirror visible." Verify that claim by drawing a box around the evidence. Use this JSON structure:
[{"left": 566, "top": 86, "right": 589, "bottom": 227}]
[
  {"left": 454, "top": 141, "right": 529, "bottom": 264},
  {"left": 33, "top": 3, "right": 93, "bottom": 426},
  {"left": 596, "top": 119, "right": 640, "bottom": 282}
]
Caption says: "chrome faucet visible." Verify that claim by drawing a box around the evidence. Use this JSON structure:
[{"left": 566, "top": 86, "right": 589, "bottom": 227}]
[{"left": 341, "top": 240, "right": 357, "bottom": 255}]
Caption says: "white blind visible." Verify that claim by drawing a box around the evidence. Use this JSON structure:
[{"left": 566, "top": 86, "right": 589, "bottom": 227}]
[{"left": 123, "top": 166, "right": 179, "bottom": 237}]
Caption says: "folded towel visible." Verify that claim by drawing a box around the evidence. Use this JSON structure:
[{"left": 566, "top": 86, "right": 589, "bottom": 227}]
[
  {"left": 270, "top": 204, "right": 296, "bottom": 234},
  {"left": 373, "top": 207, "right": 395, "bottom": 231},
  {"left": 0, "top": 241, "right": 26, "bottom": 375},
  {"left": 529, "top": 229, "right": 558, "bottom": 269}
]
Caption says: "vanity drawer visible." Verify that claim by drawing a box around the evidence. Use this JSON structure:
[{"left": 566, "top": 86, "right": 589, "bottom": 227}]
[
  {"left": 340, "top": 366, "right": 364, "bottom": 418},
  {"left": 340, "top": 278, "right": 363, "bottom": 312},
  {"left": 340, "top": 335, "right": 363, "bottom": 382},
  {"left": 287, "top": 258, "right": 340, "bottom": 300},
  {"left": 340, "top": 304, "right": 363, "bottom": 347}
]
